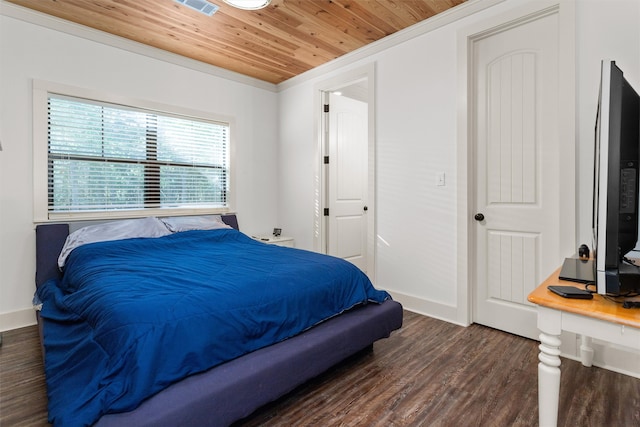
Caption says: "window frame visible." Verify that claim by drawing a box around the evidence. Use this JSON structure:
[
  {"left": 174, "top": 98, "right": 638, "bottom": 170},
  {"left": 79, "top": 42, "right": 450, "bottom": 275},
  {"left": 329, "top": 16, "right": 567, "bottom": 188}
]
[{"left": 33, "top": 80, "right": 235, "bottom": 222}]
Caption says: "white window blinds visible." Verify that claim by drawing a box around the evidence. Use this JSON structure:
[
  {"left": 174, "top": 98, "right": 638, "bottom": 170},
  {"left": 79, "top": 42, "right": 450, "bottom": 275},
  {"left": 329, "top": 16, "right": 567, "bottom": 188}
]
[{"left": 47, "top": 95, "right": 229, "bottom": 215}]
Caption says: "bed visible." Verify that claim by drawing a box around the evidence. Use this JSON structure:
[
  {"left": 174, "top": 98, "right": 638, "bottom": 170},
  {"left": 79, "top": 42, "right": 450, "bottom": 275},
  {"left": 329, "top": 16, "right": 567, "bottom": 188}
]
[{"left": 34, "top": 214, "right": 403, "bottom": 427}]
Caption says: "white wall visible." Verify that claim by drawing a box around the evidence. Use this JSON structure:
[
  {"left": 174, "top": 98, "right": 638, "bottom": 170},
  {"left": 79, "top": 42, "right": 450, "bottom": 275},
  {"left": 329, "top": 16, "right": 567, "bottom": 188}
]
[
  {"left": 278, "top": 0, "right": 640, "bottom": 324},
  {"left": 576, "top": 0, "right": 640, "bottom": 247},
  {"left": 0, "top": 9, "right": 279, "bottom": 330}
]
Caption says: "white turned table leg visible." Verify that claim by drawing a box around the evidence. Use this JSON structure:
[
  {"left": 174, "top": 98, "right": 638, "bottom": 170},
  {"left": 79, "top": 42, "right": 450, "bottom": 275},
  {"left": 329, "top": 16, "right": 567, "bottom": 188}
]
[
  {"left": 579, "top": 335, "right": 594, "bottom": 367},
  {"left": 538, "top": 332, "right": 561, "bottom": 427}
]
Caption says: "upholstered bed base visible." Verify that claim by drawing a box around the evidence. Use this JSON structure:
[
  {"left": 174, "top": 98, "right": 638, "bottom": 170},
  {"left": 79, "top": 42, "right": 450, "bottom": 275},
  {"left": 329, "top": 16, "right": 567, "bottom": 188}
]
[
  {"left": 35, "top": 215, "right": 403, "bottom": 426},
  {"left": 94, "top": 300, "right": 401, "bottom": 426}
]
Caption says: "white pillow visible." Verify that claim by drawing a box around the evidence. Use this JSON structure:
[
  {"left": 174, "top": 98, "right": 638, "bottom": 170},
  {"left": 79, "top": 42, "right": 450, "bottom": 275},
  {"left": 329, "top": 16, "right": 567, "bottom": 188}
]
[
  {"left": 58, "top": 217, "right": 171, "bottom": 268},
  {"left": 160, "top": 215, "right": 231, "bottom": 232}
]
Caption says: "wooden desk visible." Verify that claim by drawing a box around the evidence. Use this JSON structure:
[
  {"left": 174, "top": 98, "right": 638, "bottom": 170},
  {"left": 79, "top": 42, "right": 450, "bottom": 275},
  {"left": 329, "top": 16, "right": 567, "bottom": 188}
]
[{"left": 528, "top": 268, "right": 640, "bottom": 427}]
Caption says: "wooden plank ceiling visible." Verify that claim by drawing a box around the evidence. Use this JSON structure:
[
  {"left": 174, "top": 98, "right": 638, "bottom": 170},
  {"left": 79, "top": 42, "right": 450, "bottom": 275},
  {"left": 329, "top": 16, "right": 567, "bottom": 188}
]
[{"left": 7, "top": 0, "right": 465, "bottom": 84}]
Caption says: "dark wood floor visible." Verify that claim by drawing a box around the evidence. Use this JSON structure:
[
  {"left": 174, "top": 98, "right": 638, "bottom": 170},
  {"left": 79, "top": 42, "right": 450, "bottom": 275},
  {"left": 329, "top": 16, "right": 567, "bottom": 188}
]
[{"left": 1, "top": 311, "right": 639, "bottom": 426}]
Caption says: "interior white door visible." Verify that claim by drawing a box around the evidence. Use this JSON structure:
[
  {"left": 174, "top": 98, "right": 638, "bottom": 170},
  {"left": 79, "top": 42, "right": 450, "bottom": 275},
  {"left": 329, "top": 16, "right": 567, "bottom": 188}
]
[
  {"left": 327, "top": 93, "right": 368, "bottom": 272},
  {"left": 473, "top": 10, "right": 561, "bottom": 339}
]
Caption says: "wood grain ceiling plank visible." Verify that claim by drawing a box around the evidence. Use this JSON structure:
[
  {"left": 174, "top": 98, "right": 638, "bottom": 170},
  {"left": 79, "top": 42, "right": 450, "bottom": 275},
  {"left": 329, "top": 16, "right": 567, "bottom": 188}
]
[
  {"left": 353, "top": 0, "right": 423, "bottom": 30},
  {"left": 159, "top": 15, "right": 302, "bottom": 69},
  {"left": 224, "top": 0, "right": 380, "bottom": 56},
  {"left": 329, "top": 0, "right": 405, "bottom": 37},
  {"left": 293, "top": 0, "right": 387, "bottom": 45},
  {"left": 203, "top": 2, "right": 340, "bottom": 65},
  {"left": 277, "top": 1, "right": 370, "bottom": 54},
  {"left": 136, "top": 19, "right": 310, "bottom": 81},
  {"left": 399, "top": 0, "right": 439, "bottom": 18},
  {"left": 388, "top": 0, "right": 442, "bottom": 21},
  {"left": 426, "top": 0, "right": 465, "bottom": 14},
  {"left": 209, "top": 15, "right": 333, "bottom": 67},
  {"left": 320, "top": 0, "right": 390, "bottom": 41},
  {"left": 223, "top": 4, "right": 350, "bottom": 61}
]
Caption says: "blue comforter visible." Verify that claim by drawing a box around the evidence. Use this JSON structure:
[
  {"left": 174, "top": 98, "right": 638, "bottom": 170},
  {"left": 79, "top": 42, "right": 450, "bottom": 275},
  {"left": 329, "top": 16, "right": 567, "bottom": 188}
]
[{"left": 37, "top": 228, "right": 389, "bottom": 427}]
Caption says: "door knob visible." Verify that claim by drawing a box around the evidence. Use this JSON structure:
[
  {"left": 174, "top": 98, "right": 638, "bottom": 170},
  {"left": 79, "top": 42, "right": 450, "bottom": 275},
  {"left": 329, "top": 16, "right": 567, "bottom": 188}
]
[
  {"left": 474, "top": 213, "right": 485, "bottom": 221},
  {"left": 363, "top": 206, "right": 368, "bottom": 211}
]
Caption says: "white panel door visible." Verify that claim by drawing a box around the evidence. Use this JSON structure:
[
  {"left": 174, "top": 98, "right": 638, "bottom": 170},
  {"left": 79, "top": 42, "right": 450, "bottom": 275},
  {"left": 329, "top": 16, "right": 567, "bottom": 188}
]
[
  {"left": 473, "top": 10, "right": 561, "bottom": 339},
  {"left": 328, "top": 93, "right": 368, "bottom": 272}
]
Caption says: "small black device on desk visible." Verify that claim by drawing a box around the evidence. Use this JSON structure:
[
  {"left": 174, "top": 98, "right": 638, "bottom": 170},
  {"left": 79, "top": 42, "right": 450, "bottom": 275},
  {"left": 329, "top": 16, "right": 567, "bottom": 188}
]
[
  {"left": 548, "top": 285, "right": 593, "bottom": 299},
  {"left": 559, "top": 257, "right": 595, "bottom": 284}
]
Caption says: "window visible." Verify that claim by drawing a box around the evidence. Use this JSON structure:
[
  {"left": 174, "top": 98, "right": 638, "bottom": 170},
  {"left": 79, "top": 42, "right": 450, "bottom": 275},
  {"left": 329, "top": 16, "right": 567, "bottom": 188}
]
[{"left": 33, "top": 82, "right": 233, "bottom": 221}]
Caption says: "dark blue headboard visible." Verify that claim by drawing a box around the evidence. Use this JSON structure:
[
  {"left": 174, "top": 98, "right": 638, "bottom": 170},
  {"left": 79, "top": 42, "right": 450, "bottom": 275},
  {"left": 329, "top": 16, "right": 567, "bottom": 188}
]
[
  {"left": 35, "top": 214, "right": 240, "bottom": 288},
  {"left": 220, "top": 214, "right": 239, "bottom": 232},
  {"left": 35, "top": 223, "right": 69, "bottom": 287}
]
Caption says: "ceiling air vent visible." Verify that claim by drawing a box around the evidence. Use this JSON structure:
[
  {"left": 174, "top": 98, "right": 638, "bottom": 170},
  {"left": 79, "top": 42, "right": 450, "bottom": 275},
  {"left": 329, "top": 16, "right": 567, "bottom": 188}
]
[{"left": 175, "top": 0, "right": 219, "bottom": 16}]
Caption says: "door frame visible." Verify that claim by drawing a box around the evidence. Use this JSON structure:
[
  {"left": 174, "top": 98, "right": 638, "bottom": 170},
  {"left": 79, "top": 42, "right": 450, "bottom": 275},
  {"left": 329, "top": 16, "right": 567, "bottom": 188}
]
[
  {"left": 313, "top": 63, "right": 376, "bottom": 282},
  {"left": 456, "top": 0, "right": 576, "bottom": 326}
]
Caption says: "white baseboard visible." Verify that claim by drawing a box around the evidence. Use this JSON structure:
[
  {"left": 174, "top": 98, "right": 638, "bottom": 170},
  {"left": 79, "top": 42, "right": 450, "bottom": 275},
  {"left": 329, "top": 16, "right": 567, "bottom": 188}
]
[
  {"left": 560, "top": 331, "right": 640, "bottom": 379},
  {"left": 387, "top": 290, "right": 464, "bottom": 326},
  {"left": 591, "top": 340, "right": 640, "bottom": 379},
  {"left": 0, "top": 308, "right": 37, "bottom": 332}
]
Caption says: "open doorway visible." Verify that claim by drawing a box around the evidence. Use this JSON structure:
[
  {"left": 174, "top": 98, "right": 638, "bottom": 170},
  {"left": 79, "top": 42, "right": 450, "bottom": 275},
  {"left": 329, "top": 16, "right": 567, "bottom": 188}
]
[{"left": 314, "top": 64, "right": 376, "bottom": 281}]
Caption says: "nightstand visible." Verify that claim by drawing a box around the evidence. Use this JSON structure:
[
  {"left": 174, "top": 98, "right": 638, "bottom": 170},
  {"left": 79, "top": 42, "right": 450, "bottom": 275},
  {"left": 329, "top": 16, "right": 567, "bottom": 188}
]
[{"left": 252, "top": 235, "right": 295, "bottom": 248}]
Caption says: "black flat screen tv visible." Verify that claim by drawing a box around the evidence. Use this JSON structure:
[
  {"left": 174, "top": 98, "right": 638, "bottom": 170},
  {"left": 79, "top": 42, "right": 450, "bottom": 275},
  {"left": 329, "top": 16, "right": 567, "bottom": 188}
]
[{"left": 593, "top": 60, "right": 640, "bottom": 295}]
